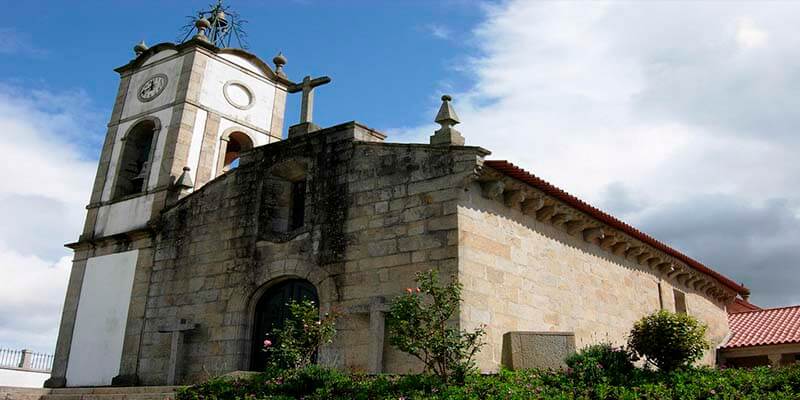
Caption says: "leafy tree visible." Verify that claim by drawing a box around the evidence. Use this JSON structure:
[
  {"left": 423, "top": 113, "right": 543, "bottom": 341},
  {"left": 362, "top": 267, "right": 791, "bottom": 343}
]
[
  {"left": 264, "top": 299, "right": 338, "bottom": 370},
  {"left": 627, "top": 310, "right": 710, "bottom": 372},
  {"left": 386, "top": 269, "right": 486, "bottom": 383}
]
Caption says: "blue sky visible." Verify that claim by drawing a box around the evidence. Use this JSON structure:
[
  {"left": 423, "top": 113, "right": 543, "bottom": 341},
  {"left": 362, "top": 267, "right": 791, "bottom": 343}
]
[
  {"left": 3, "top": 1, "right": 800, "bottom": 353},
  {"left": 0, "top": 0, "right": 485, "bottom": 150}
]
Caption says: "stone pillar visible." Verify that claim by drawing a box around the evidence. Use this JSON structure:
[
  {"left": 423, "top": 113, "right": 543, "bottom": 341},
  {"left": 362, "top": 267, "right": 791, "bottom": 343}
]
[
  {"left": 367, "top": 297, "right": 388, "bottom": 374},
  {"left": 19, "top": 350, "right": 32, "bottom": 369}
]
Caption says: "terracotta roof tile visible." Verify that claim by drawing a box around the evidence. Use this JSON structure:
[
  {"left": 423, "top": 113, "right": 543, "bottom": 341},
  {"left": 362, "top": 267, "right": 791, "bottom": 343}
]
[
  {"left": 723, "top": 305, "right": 800, "bottom": 348},
  {"left": 483, "top": 160, "right": 748, "bottom": 295},
  {"left": 728, "top": 298, "right": 762, "bottom": 314}
]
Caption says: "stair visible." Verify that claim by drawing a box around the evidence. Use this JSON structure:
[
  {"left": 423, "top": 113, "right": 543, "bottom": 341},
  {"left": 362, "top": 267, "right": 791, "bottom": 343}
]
[
  {"left": 43, "top": 386, "right": 182, "bottom": 400},
  {"left": 23, "top": 386, "right": 182, "bottom": 400}
]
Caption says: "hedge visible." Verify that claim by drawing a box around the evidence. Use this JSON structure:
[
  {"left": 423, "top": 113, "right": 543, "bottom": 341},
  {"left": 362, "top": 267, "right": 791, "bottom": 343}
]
[{"left": 177, "top": 364, "right": 800, "bottom": 400}]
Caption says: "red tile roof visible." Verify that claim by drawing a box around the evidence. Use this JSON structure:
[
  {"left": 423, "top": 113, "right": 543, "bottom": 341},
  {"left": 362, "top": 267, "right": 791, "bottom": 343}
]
[
  {"left": 728, "top": 298, "right": 762, "bottom": 314},
  {"left": 483, "top": 160, "right": 748, "bottom": 296},
  {"left": 723, "top": 305, "right": 800, "bottom": 349}
]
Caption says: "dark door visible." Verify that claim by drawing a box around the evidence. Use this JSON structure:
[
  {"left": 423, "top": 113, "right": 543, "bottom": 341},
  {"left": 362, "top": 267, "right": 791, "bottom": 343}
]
[{"left": 250, "top": 279, "right": 318, "bottom": 371}]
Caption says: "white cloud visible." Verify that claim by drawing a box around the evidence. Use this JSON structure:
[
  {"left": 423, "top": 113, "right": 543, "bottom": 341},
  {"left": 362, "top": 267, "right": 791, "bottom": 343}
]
[
  {"left": 736, "top": 18, "right": 768, "bottom": 49},
  {"left": 0, "top": 28, "right": 46, "bottom": 56},
  {"left": 426, "top": 24, "right": 452, "bottom": 40},
  {"left": 395, "top": 1, "right": 800, "bottom": 307},
  {"left": 0, "top": 84, "right": 97, "bottom": 353}
]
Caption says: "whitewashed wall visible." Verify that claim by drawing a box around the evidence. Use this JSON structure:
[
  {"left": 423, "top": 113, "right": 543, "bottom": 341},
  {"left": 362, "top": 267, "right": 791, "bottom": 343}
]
[
  {"left": 93, "top": 194, "right": 154, "bottom": 237},
  {"left": 198, "top": 55, "right": 276, "bottom": 131},
  {"left": 0, "top": 369, "right": 49, "bottom": 388},
  {"left": 65, "top": 251, "right": 138, "bottom": 387},
  {"left": 121, "top": 55, "right": 184, "bottom": 119}
]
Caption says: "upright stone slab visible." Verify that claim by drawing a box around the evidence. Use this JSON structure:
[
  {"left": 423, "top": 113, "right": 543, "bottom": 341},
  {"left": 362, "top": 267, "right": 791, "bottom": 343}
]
[{"left": 501, "top": 331, "right": 576, "bottom": 370}]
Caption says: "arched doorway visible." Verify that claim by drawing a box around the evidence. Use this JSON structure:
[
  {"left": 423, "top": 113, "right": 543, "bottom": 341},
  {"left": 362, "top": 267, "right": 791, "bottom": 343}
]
[{"left": 250, "top": 278, "right": 318, "bottom": 371}]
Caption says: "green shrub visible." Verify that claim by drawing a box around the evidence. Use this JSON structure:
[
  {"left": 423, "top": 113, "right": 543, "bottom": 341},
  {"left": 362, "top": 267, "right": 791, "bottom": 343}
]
[
  {"left": 565, "top": 342, "right": 635, "bottom": 385},
  {"left": 628, "top": 310, "right": 710, "bottom": 372},
  {"left": 177, "top": 364, "right": 800, "bottom": 400},
  {"left": 386, "top": 269, "right": 486, "bottom": 383},
  {"left": 263, "top": 299, "right": 338, "bottom": 370}
]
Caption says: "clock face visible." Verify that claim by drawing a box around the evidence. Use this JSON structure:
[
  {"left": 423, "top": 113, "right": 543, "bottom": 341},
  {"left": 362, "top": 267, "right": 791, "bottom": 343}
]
[{"left": 137, "top": 74, "right": 168, "bottom": 102}]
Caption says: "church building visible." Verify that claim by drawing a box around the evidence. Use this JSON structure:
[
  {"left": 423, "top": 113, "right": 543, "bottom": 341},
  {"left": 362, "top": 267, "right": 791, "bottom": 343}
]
[{"left": 45, "top": 6, "right": 750, "bottom": 388}]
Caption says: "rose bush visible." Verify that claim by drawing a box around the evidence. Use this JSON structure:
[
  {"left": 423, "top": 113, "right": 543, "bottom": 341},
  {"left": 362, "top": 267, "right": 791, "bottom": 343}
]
[{"left": 386, "top": 269, "right": 486, "bottom": 383}]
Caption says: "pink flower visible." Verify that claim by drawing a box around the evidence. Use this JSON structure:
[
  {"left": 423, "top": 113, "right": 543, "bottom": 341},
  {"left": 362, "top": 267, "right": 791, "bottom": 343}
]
[
  {"left": 415, "top": 287, "right": 421, "bottom": 293},
  {"left": 263, "top": 339, "right": 272, "bottom": 347},
  {"left": 405, "top": 288, "right": 413, "bottom": 294}
]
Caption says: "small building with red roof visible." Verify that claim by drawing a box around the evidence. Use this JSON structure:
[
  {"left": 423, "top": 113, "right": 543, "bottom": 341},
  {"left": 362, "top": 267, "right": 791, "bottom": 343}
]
[{"left": 719, "top": 304, "right": 800, "bottom": 367}]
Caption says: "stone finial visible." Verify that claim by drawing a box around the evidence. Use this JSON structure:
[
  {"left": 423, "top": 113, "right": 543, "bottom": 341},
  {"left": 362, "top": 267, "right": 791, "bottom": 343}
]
[
  {"left": 134, "top": 40, "right": 148, "bottom": 56},
  {"left": 194, "top": 18, "right": 212, "bottom": 42},
  {"left": 273, "top": 52, "right": 287, "bottom": 77},
  {"left": 175, "top": 166, "right": 194, "bottom": 190},
  {"left": 430, "top": 95, "right": 465, "bottom": 146}
]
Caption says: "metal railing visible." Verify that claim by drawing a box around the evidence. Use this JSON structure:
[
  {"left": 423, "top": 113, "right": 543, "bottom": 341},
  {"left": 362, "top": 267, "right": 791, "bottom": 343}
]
[{"left": 0, "top": 348, "right": 53, "bottom": 372}]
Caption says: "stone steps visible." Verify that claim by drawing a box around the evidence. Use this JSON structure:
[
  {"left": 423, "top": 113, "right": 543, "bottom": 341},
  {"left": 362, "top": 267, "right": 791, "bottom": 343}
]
[{"left": 0, "top": 386, "right": 184, "bottom": 400}]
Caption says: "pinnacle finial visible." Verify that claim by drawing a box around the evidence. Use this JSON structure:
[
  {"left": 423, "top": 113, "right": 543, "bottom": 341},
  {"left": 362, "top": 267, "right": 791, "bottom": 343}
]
[
  {"left": 193, "top": 18, "right": 211, "bottom": 42},
  {"left": 134, "top": 40, "right": 148, "bottom": 56},
  {"left": 175, "top": 166, "right": 194, "bottom": 190},
  {"left": 273, "top": 52, "right": 287, "bottom": 77},
  {"left": 430, "top": 94, "right": 465, "bottom": 146}
]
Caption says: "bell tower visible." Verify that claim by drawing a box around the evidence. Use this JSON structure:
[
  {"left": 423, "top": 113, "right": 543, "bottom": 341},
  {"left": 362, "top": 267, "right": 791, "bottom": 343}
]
[
  {"left": 47, "top": 3, "right": 293, "bottom": 388},
  {"left": 81, "top": 8, "right": 292, "bottom": 240}
]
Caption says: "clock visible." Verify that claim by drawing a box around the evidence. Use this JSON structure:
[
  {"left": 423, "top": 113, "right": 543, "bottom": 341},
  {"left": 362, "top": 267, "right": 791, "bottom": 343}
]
[{"left": 137, "top": 74, "right": 168, "bottom": 102}]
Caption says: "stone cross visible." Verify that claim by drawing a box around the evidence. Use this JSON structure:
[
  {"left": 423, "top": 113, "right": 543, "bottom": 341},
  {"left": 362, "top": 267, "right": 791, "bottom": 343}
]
[
  {"left": 287, "top": 75, "right": 332, "bottom": 124},
  {"left": 158, "top": 319, "right": 198, "bottom": 385},
  {"left": 344, "top": 296, "right": 389, "bottom": 374},
  {"left": 367, "top": 297, "right": 389, "bottom": 374}
]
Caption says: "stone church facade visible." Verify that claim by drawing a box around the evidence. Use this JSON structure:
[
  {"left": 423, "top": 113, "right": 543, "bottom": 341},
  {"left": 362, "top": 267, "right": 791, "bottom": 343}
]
[{"left": 45, "top": 21, "right": 749, "bottom": 388}]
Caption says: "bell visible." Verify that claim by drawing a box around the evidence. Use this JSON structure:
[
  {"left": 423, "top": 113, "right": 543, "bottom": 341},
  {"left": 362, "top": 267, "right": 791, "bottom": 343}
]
[{"left": 133, "top": 161, "right": 149, "bottom": 181}]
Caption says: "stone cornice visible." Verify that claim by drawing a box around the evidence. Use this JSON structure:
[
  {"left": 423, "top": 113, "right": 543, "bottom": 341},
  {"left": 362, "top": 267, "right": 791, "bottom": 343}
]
[{"left": 475, "top": 165, "right": 740, "bottom": 304}]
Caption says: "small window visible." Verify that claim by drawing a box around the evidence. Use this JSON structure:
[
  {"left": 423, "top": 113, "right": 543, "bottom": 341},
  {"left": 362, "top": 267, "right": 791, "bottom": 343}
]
[
  {"left": 263, "top": 160, "right": 308, "bottom": 237},
  {"left": 113, "top": 120, "right": 156, "bottom": 199},
  {"left": 222, "top": 132, "right": 253, "bottom": 173},
  {"left": 673, "top": 289, "right": 687, "bottom": 314},
  {"left": 289, "top": 180, "right": 306, "bottom": 230}
]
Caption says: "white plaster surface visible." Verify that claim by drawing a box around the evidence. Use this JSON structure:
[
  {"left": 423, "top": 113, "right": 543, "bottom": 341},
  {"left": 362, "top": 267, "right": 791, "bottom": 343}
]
[
  {"left": 198, "top": 56, "right": 275, "bottom": 131},
  {"left": 141, "top": 49, "right": 178, "bottom": 66},
  {"left": 186, "top": 108, "right": 208, "bottom": 186},
  {"left": 219, "top": 53, "right": 268, "bottom": 77},
  {"left": 0, "top": 368, "right": 49, "bottom": 388},
  {"left": 94, "top": 194, "right": 154, "bottom": 237},
  {"left": 66, "top": 251, "right": 138, "bottom": 387},
  {"left": 121, "top": 55, "right": 184, "bottom": 119},
  {"left": 146, "top": 108, "right": 174, "bottom": 191}
]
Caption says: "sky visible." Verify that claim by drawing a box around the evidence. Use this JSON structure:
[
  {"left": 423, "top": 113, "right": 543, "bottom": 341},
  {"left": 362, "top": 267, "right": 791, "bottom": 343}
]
[{"left": 1, "top": 0, "right": 799, "bottom": 354}]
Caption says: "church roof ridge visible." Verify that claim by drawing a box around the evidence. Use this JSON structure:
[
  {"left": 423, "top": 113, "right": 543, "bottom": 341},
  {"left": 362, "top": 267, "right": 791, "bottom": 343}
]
[
  {"left": 483, "top": 159, "right": 749, "bottom": 296},
  {"left": 115, "top": 40, "right": 293, "bottom": 86}
]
